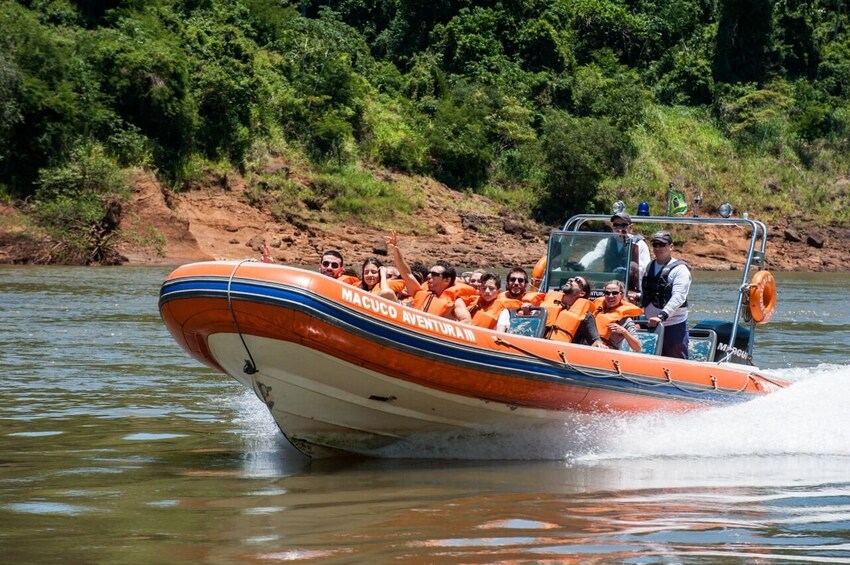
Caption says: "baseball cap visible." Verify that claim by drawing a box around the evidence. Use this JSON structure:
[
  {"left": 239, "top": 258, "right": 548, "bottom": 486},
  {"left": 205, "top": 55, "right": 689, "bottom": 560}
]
[
  {"left": 610, "top": 212, "right": 631, "bottom": 224},
  {"left": 650, "top": 231, "right": 673, "bottom": 244}
]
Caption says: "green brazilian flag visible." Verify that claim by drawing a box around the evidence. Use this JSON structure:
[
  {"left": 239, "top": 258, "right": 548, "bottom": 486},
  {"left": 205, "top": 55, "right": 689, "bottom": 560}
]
[{"left": 668, "top": 191, "right": 688, "bottom": 215}]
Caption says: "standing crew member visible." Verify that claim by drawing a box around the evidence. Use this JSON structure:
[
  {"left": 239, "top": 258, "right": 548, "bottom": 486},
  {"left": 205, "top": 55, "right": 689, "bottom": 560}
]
[
  {"left": 579, "top": 212, "right": 650, "bottom": 295},
  {"left": 641, "top": 231, "right": 691, "bottom": 358}
]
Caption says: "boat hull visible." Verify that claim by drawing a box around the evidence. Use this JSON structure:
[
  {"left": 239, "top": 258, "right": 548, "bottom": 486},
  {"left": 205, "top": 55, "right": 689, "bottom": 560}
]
[{"left": 159, "top": 262, "right": 786, "bottom": 458}]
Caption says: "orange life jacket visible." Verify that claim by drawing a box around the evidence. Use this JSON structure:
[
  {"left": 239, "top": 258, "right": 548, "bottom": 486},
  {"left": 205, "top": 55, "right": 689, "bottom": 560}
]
[
  {"left": 470, "top": 296, "right": 522, "bottom": 329},
  {"left": 449, "top": 283, "right": 479, "bottom": 307},
  {"left": 591, "top": 298, "right": 644, "bottom": 343},
  {"left": 541, "top": 291, "right": 565, "bottom": 327},
  {"left": 498, "top": 290, "right": 541, "bottom": 305},
  {"left": 338, "top": 275, "right": 360, "bottom": 286},
  {"left": 545, "top": 297, "right": 592, "bottom": 343},
  {"left": 370, "top": 278, "right": 406, "bottom": 296},
  {"left": 530, "top": 256, "right": 546, "bottom": 291},
  {"left": 410, "top": 289, "right": 457, "bottom": 318},
  {"left": 522, "top": 291, "right": 545, "bottom": 306}
]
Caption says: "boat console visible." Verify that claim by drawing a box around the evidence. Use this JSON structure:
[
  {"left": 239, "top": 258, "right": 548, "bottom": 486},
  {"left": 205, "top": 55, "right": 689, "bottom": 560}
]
[{"left": 525, "top": 212, "right": 773, "bottom": 365}]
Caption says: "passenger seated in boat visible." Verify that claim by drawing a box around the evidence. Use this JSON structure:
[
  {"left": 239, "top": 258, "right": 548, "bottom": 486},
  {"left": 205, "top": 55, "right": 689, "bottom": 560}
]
[
  {"left": 494, "top": 268, "right": 545, "bottom": 332},
  {"left": 467, "top": 269, "right": 486, "bottom": 293},
  {"left": 397, "top": 262, "right": 428, "bottom": 305},
  {"left": 386, "top": 231, "right": 473, "bottom": 323},
  {"left": 359, "top": 257, "right": 404, "bottom": 301},
  {"left": 468, "top": 273, "right": 522, "bottom": 329},
  {"left": 540, "top": 276, "right": 603, "bottom": 346},
  {"left": 501, "top": 267, "right": 544, "bottom": 305},
  {"left": 453, "top": 279, "right": 480, "bottom": 310},
  {"left": 591, "top": 280, "right": 643, "bottom": 352},
  {"left": 320, "top": 250, "right": 359, "bottom": 285}
]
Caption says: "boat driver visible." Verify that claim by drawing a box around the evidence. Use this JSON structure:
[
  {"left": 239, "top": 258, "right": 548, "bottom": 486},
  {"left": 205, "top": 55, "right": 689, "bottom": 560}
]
[{"left": 641, "top": 231, "right": 691, "bottom": 359}]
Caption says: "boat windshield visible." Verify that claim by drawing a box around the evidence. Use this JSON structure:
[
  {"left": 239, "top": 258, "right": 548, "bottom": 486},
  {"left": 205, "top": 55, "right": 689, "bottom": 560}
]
[{"left": 543, "top": 231, "right": 634, "bottom": 298}]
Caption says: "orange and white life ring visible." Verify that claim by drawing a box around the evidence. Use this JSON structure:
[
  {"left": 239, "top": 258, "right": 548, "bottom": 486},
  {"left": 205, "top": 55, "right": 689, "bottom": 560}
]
[
  {"left": 749, "top": 270, "right": 776, "bottom": 324},
  {"left": 530, "top": 256, "right": 546, "bottom": 291}
]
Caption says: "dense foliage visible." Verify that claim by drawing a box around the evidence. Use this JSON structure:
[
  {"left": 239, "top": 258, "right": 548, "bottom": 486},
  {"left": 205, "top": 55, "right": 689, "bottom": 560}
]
[{"left": 2, "top": 0, "right": 850, "bottom": 261}]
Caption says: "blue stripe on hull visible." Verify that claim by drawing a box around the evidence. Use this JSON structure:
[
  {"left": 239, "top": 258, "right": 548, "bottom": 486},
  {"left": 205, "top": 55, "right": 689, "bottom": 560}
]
[{"left": 160, "top": 277, "right": 753, "bottom": 405}]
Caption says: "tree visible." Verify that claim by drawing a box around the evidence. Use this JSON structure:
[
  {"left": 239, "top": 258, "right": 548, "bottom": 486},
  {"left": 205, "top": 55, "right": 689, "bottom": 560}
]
[
  {"left": 0, "top": 52, "right": 24, "bottom": 171},
  {"left": 714, "top": 0, "right": 774, "bottom": 84},
  {"left": 539, "top": 111, "right": 634, "bottom": 220},
  {"left": 425, "top": 82, "right": 493, "bottom": 189},
  {"left": 0, "top": 4, "right": 94, "bottom": 196},
  {"left": 87, "top": 12, "right": 195, "bottom": 175}
]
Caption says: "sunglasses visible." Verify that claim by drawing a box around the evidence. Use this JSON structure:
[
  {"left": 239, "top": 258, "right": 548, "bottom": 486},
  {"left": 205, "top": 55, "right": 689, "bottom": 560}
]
[
  {"left": 508, "top": 277, "right": 526, "bottom": 283},
  {"left": 602, "top": 290, "right": 621, "bottom": 296},
  {"left": 321, "top": 261, "right": 341, "bottom": 268},
  {"left": 567, "top": 277, "right": 587, "bottom": 286},
  {"left": 612, "top": 223, "right": 629, "bottom": 229},
  {"left": 651, "top": 242, "right": 669, "bottom": 248},
  {"left": 429, "top": 271, "right": 445, "bottom": 278}
]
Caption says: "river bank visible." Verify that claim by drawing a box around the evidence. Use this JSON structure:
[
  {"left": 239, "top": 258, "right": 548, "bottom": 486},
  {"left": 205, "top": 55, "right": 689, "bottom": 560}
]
[{"left": 2, "top": 169, "right": 847, "bottom": 272}]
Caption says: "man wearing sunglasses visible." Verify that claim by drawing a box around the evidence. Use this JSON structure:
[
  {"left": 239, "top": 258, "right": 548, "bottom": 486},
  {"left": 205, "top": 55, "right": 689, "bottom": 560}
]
[
  {"left": 494, "top": 267, "right": 549, "bottom": 332},
  {"left": 501, "top": 268, "right": 527, "bottom": 300},
  {"left": 319, "top": 250, "right": 344, "bottom": 278},
  {"left": 499, "top": 267, "right": 545, "bottom": 304},
  {"left": 320, "top": 250, "right": 359, "bottom": 285},
  {"left": 541, "top": 276, "right": 603, "bottom": 346},
  {"left": 578, "top": 213, "right": 650, "bottom": 294},
  {"left": 641, "top": 231, "right": 691, "bottom": 359},
  {"left": 386, "top": 231, "right": 472, "bottom": 323}
]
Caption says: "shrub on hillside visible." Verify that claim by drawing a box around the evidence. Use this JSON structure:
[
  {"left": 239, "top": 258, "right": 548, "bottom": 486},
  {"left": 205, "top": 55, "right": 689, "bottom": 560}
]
[
  {"left": 571, "top": 51, "right": 649, "bottom": 130},
  {"left": 539, "top": 111, "right": 634, "bottom": 221},
  {"left": 31, "top": 144, "right": 128, "bottom": 265},
  {"left": 424, "top": 83, "right": 493, "bottom": 189},
  {"left": 716, "top": 83, "right": 794, "bottom": 155}
]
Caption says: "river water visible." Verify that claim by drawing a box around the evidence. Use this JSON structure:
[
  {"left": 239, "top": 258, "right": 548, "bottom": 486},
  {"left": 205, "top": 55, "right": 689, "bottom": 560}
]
[{"left": 2, "top": 266, "right": 850, "bottom": 563}]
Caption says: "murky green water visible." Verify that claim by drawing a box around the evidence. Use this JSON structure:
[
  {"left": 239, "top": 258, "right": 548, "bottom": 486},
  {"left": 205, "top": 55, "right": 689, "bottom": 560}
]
[{"left": 2, "top": 266, "right": 850, "bottom": 563}]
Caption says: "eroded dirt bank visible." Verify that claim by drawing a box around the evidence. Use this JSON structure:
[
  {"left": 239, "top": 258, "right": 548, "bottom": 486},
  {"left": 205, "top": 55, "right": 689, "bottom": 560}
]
[{"left": 3, "top": 169, "right": 847, "bottom": 272}]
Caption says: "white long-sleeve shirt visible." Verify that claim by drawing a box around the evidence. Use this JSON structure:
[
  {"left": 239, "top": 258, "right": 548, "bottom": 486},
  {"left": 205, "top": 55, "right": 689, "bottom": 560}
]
[{"left": 579, "top": 236, "right": 651, "bottom": 280}]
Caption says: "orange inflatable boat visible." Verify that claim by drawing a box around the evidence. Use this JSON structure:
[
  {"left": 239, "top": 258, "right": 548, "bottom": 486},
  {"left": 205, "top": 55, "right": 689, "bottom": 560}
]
[{"left": 159, "top": 212, "right": 787, "bottom": 457}]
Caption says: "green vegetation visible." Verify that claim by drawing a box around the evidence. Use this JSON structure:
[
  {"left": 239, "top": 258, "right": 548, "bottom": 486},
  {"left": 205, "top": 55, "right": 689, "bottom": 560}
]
[{"left": 1, "top": 0, "right": 850, "bottom": 262}]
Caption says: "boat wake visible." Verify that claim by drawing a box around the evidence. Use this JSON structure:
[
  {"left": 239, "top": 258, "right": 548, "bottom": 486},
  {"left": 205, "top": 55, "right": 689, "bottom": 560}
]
[
  {"left": 228, "top": 364, "right": 850, "bottom": 462},
  {"left": 592, "top": 363, "right": 850, "bottom": 460},
  {"left": 363, "top": 364, "right": 850, "bottom": 461}
]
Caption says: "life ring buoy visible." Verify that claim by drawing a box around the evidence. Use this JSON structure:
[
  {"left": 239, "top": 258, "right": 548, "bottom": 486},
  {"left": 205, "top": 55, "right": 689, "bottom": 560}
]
[
  {"left": 531, "top": 256, "right": 546, "bottom": 291},
  {"left": 749, "top": 270, "right": 776, "bottom": 324}
]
